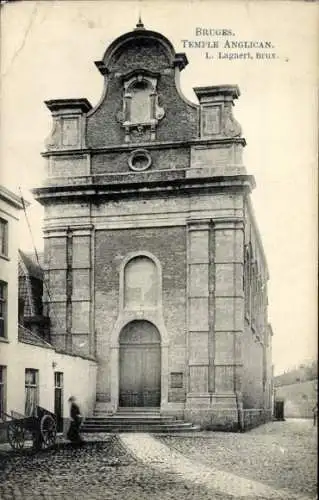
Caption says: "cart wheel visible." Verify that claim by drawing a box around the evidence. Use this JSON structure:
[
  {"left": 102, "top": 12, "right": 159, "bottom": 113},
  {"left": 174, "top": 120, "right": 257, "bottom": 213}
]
[
  {"left": 40, "top": 414, "right": 57, "bottom": 448},
  {"left": 7, "top": 422, "right": 25, "bottom": 450}
]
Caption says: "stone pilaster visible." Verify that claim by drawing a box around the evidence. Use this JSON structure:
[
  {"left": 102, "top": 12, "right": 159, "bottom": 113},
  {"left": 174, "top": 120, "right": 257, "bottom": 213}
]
[
  {"left": 43, "top": 228, "right": 68, "bottom": 350},
  {"left": 70, "top": 225, "right": 94, "bottom": 357},
  {"left": 43, "top": 225, "right": 94, "bottom": 357},
  {"left": 211, "top": 217, "right": 244, "bottom": 420},
  {"left": 189, "top": 85, "right": 246, "bottom": 179},
  {"left": 186, "top": 220, "right": 211, "bottom": 409},
  {"left": 44, "top": 99, "right": 92, "bottom": 152}
]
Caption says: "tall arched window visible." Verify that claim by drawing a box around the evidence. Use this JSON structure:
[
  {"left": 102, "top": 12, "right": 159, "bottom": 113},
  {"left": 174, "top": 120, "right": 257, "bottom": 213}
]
[{"left": 124, "top": 256, "right": 159, "bottom": 310}]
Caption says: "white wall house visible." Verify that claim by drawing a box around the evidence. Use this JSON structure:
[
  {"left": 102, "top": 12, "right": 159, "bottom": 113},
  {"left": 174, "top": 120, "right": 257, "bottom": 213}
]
[{"left": 0, "top": 185, "right": 97, "bottom": 439}]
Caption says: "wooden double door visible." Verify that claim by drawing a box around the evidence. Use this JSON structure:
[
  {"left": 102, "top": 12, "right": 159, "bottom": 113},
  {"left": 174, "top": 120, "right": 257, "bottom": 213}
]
[{"left": 119, "top": 321, "right": 161, "bottom": 407}]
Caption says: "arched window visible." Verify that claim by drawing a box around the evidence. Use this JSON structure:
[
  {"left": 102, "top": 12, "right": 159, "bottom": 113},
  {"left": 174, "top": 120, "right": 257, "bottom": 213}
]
[{"left": 124, "top": 256, "right": 159, "bottom": 310}]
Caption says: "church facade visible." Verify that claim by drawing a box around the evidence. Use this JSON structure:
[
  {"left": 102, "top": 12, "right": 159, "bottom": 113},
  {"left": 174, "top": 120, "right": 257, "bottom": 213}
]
[{"left": 33, "top": 23, "right": 273, "bottom": 430}]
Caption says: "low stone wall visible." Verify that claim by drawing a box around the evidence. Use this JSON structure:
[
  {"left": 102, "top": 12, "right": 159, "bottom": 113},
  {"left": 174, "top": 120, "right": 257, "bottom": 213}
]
[
  {"left": 241, "top": 409, "right": 272, "bottom": 431},
  {"left": 184, "top": 408, "right": 240, "bottom": 431},
  {"left": 184, "top": 407, "right": 272, "bottom": 431},
  {"left": 275, "top": 380, "right": 317, "bottom": 418}
]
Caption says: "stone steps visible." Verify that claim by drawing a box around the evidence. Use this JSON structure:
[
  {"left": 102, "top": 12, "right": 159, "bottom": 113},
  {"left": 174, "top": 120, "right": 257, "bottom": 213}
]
[
  {"left": 117, "top": 407, "right": 160, "bottom": 412},
  {"left": 81, "top": 408, "right": 200, "bottom": 433},
  {"left": 81, "top": 423, "right": 200, "bottom": 433},
  {"left": 85, "top": 418, "right": 175, "bottom": 424}
]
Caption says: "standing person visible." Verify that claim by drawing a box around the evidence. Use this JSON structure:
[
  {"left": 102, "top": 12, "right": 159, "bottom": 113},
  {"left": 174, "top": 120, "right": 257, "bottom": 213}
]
[{"left": 67, "top": 396, "right": 84, "bottom": 444}]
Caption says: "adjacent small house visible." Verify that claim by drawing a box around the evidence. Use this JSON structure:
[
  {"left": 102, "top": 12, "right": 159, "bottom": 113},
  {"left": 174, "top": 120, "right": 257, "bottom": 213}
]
[
  {"left": 0, "top": 185, "right": 97, "bottom": 440},
  {"left": 274, "top": 363, "right": 317, "bottom": 419}
]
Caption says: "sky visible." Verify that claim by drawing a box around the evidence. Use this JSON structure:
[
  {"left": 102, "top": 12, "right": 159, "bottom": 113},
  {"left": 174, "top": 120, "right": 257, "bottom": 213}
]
[{"left": 0, "top": 0, "right": 318, "bottom": 375}]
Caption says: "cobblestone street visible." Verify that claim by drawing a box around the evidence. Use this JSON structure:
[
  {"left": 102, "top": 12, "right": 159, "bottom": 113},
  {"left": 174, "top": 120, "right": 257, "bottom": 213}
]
[
  {"left": 0, "top": 419, "right": 316, "bottom": 499},
  {"left": 159, "top": 419, "right": 317, "bottom": 499}
]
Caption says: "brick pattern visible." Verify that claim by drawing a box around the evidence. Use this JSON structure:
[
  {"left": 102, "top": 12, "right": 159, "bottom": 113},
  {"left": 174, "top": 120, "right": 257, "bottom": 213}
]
[
  {"left": 91, "top": 148, "right": 190, "bottom": 175},
  {"left": 87, "top": 38, "right": 197, "bottom": 148},
  {"left": 94, "top": 226, "right": 187, "bottom": 402},
  {"left": 37, "top": 27, "right": 273, "bottom": 429},
  {"left": 242, "top": 199, "right": 271, "bottom": 411}
]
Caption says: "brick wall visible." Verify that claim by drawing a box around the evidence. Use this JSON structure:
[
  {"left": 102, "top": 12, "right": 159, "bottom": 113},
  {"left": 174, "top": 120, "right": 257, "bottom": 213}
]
[
  {"left": 94, "top": 226, "right": 187, "bottom": 401},
  {"left": 87, "top": 37, "right": 197, "bottom": 148},
  {"left": 275, "top": 380, "right": 317, "bottom": 418},
  {"left": 91, "top": 147, "right": 190, "bottom": 175}
]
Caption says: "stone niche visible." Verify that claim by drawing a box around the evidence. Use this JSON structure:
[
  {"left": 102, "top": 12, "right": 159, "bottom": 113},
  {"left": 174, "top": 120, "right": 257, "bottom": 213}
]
[
  {"left": 189, "top": 85, "right": 246, "bottom": 177},
  {"left": 44, "top": 99, "right": 92, "bottom": 151},
  {"left": 116, "top": 69, "right": 165, "bottom": 142},
  {"left": 194, "top": 85, "right": 242, "bottom": 139}
]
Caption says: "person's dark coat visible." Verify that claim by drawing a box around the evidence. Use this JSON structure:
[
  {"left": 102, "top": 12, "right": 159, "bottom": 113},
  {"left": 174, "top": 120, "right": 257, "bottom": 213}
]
[{"left": 67, "top": 402, "right": 83, "bottom": 442}]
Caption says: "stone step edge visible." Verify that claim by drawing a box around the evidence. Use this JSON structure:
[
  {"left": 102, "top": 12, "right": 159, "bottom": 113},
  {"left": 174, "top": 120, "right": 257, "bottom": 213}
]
[
  {"left": 81, "top": 428, "right": 200, "bottom": 433},
  {"left": 82, "top": 426, "right": 196, "bottom": 430}
]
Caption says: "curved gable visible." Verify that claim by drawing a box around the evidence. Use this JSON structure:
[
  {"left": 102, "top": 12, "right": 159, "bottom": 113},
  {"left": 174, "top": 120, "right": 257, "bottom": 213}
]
[{"left": 87, "top": 24, "right": 197, "bottom": 147}]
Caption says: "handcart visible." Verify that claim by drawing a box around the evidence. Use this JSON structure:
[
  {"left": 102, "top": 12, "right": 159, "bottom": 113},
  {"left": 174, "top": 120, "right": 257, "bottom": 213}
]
[{"left": 2, "top": 406, "right": 57, "bottom": 450}]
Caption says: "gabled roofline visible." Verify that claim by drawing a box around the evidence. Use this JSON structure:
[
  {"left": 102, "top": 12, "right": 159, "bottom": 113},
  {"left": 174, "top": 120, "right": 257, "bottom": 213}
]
[{"left": 95, "top": 25, "right": 188, "bottom": 76}]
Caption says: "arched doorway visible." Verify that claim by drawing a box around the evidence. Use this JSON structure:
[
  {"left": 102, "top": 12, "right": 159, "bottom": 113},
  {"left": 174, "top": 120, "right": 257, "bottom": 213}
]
[{"left": 119, "top": 320, "right": 161, "bottom": 407}]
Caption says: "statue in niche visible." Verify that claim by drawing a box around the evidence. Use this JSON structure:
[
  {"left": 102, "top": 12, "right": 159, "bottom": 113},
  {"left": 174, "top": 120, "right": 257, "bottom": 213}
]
[
  {"left": 116, "top": 70, "right": 165, "bottom": 142},
  {"left": 130, "top": 81, "right": 152, "bottom": 124}
]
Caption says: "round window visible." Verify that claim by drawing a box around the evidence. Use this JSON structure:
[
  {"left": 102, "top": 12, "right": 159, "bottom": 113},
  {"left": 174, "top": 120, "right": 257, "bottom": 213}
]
[{"left": 128, "top": 149, "right": 152, "bottom": 172}]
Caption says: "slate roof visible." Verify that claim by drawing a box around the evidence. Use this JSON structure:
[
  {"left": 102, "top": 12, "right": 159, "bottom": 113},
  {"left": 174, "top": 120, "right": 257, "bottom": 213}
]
[
  {"left": 18, "top": 250, "right": 44, "bottom": 279},
  {"left": 18, "top": 325, "right": 53, "bottom": 349},
  {"left": 18, "top": 250, "right": 45, "bottom": 317}
]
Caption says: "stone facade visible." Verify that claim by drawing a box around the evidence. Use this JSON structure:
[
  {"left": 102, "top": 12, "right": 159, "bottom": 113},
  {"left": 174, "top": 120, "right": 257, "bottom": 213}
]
[{"left": 33, "top": 22, "right": 273, "bottom": 429}]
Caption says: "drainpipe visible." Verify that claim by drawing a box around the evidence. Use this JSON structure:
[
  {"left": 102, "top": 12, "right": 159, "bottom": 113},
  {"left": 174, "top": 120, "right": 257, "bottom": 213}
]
[{"left": 235, "top": 391, "right": 244, "bottom": 432}]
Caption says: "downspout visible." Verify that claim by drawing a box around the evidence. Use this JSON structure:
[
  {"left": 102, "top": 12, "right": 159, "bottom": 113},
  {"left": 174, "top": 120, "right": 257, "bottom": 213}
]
[{"left": 235, "top": 391, "right": 244, "bottom": 432}]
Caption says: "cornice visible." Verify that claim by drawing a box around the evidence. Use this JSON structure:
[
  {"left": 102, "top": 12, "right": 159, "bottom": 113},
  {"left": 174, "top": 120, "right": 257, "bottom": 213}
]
[
  {"left": 32, "top": 174, "right": 255, "bottom": 203},
  {"left": 45, "top": 99, "right": 92, "bottom": 113},
  {"left": 41, "top": 137, "right": 246, "bottom": 157}
]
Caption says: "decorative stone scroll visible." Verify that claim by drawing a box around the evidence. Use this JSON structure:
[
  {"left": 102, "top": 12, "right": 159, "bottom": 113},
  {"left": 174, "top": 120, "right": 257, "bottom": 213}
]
[
  {"left": 117, "top": 69, "right": 165, "bottom": 142},
  {"left": 223, "top": 105, "right": 241, "bottom": 137},
  {"left": 45, "top": 118, "right": 61, "bottom": 148}
]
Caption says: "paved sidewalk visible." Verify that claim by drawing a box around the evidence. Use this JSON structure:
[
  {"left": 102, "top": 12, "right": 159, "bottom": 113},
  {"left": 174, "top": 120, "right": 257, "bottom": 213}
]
[{"left": 120, "top": 433, "right": 314, "bottom": 500}]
